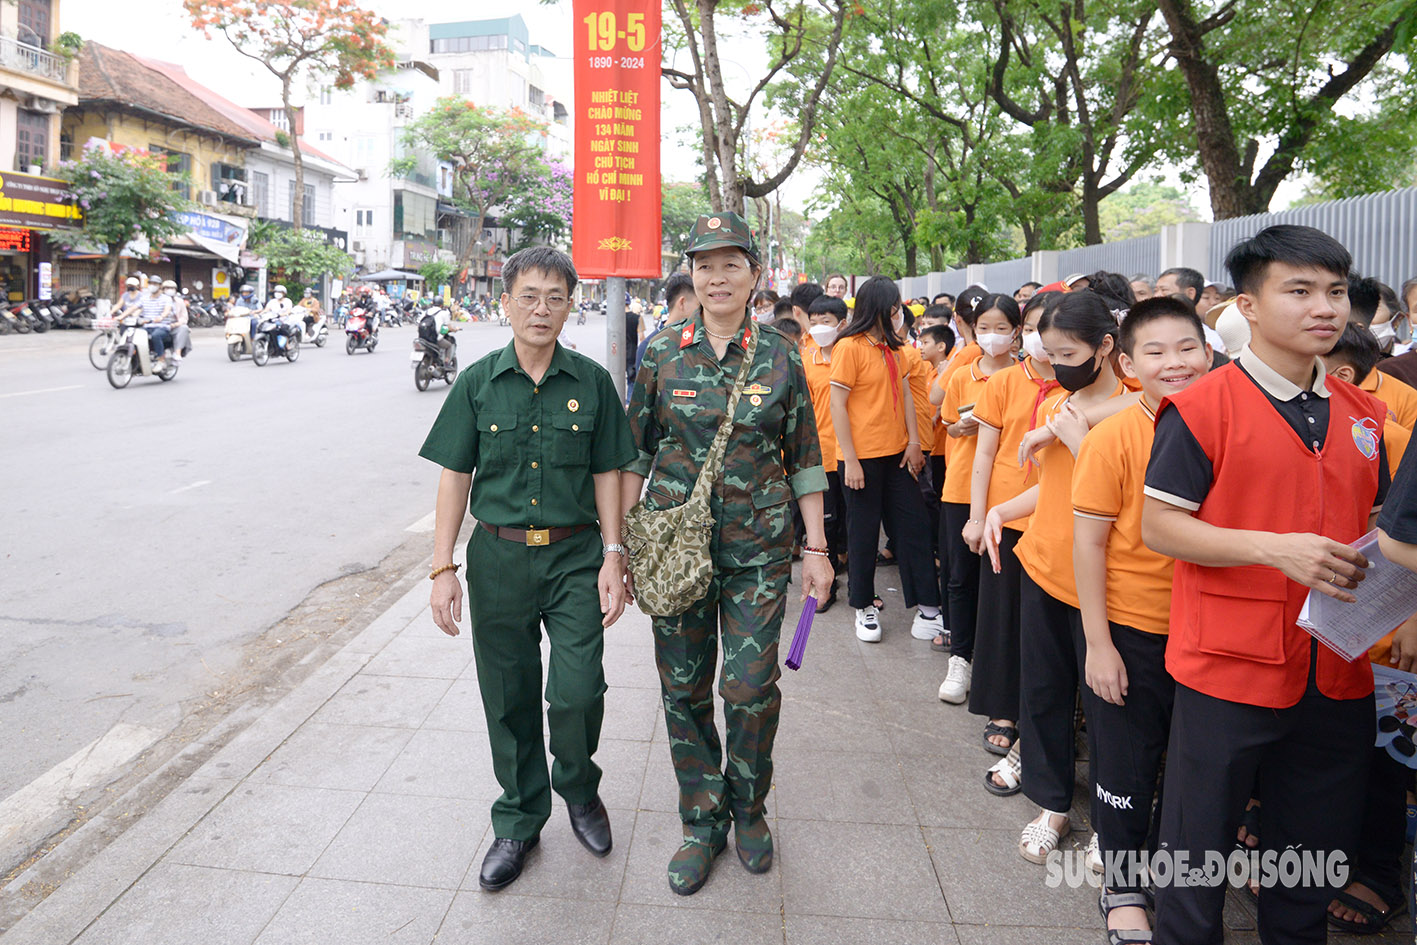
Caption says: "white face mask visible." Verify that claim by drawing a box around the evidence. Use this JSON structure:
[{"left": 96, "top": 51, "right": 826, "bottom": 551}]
[
  {"left": 1371, "top": 320, "right": 1396, "bottom": 349},
  {"left": 891, "top": 310, "right": 905, "bottom": 333},
  {"left": 975, "top": 332, "right": 1015, "bottom": 357},
  {"left": 808, "top": 324, "right": 839, "bottom": 348},
  {"left": 1021, "top": 332, "right": 1049, "bottom": 363},
  {"left": 164, "top": 289, "right": 177, "bottom": 296}
]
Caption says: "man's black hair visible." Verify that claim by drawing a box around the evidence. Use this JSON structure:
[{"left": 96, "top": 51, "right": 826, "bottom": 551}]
[
  {"left": 807, "top": 295, "right": 848, "bottom": 320},
  {"left": 503, "top": 246, "right": 578, "bottom": 294},
  {"left": 791, "top": 282, "right": 824, "bottom": 311},
  {"left": 772, "top": 316, "right": 803, "bottom": 340},
  {"left": 772, "top": 297, "right": 796, "bottom": 320},
  {"left": 922, "top": 303, "right": 950, "bottom": 323},
  {"left": 1348, "top": 274, "right": 1382, "bottom": 328},
  {"left": 1158, "top": 266, "right": 1204, "bottom": 303},
  {"left": 920, "top": 323, "right": 955, "bottom": 349},
  {"left": 1325, "top": 321, "right": 1382, "bottom": 380},
  {"left": 663, "top": 272, "right": 695, "bottom": 313},
  {"left": 1119, "top": 296, "right": 1207, "bottom": 357},
  {"left": 1019, "top": 281, "right": 1042, "bottom": 291},
  {"left": 932, "top": 292, "right": 955, "bottom": 307},
  {"left": 1224, "top": 225, "right": 1352, "bottom": 296}
]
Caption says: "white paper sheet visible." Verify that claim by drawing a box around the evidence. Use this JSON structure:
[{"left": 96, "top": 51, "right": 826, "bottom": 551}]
[{"left": 1297, "top": 529, "right": 1417, "bottom": 661}]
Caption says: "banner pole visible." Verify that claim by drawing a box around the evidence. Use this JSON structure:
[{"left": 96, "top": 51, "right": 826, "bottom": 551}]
[{"left": 608, "top": 276, "right": 627, "bottom": 403}]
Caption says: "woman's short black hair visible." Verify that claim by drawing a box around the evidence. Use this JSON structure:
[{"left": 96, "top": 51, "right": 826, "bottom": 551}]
[
  {"left": 753, "top": 289, "right": 780, "bottom": 308},
  {"left": 972, "top": 293, "right": 1022, "bottom": 329},
  {"left": 838, "top": 275, "right": 904, "bottom": 348},
  {"left": 1225, "top": 225, "right": 1352, "bottom": 296},
  {"left": 1039, "top": 290, "right": 1120, "bottom": 349}
]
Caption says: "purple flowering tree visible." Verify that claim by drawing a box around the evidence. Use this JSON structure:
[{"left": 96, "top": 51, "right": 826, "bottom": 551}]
[
  {"left": 502, "top": 159, "right": 573, "bottom": 250},
  {"left": 53, "top": 143, "right": 193, "bottom": 298}
]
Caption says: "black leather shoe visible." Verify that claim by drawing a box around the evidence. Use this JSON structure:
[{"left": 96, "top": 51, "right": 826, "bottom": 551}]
[
  {"left": 567, "top": 796, "right": 613, "bottom": 857},
  {"left": 478, "top": 837, "right": 538, "bottom": 891}
]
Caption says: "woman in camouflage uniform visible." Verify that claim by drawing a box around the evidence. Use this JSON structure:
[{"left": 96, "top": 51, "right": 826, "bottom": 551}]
[{"left": 623, "top": 212, "right": 834, "bottom": 896}]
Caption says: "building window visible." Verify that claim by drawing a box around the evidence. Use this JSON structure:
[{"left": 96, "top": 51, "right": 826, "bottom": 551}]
[
  {"left": 319, "top": 87, "right": 333, "bottom": 106},
  {"left": 317, "top": 131, "right": 333, "bottom": 142},
  {"left": 269, "top": 110, "right": 289, "bottom": 132},
  {"left": 355, "top": 209, "right": 374, "bottom": 234},
  {"left": 15, "top": 109, "right": 49, "bottom": 171},
  {"left": 58, "top": 126, "right": 72, "bottom": 162},
  {"left": 288, "top": 181, "right": 317, "bottom": 221},
  {"left": 17, "top": 0, "right": 51, "bottom": 47},
  {"left": 251, "top": 170, "right": 269, "bottom": 217},
  {"left": 454, "top": 70, "right": 475, "bottom": 95},
  {"left": 211, "top": 162, "right": 248, "bottom": 204},
  {"left": 529, "top": 86, "right": 544, "bottom": 107},
  {"left": 149, "top": 146, "right": 192, "bottom": 198}
]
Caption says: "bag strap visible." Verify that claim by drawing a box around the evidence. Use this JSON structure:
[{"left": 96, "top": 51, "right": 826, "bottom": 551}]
[{"left": 687, "top": 319, "right": 759, "bottom": 502}]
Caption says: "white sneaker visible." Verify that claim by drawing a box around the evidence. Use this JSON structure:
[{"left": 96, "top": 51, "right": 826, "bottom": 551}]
[
  {"left": 938, "top": 656, "right": 971, "bottom": 704},
  {"left": 1085, "top": 832, "right": 1103, "bottom": 876},
  {"left": 855, "top": 606, "right": 881, "bottom": 642},
  {"left": 911, "top": 610, "right": 942, "bottom": 640}
]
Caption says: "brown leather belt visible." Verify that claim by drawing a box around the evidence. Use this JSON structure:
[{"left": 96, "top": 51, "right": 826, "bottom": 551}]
[{"left": 480, "top": 521, "right": 593, "bottom": 547}]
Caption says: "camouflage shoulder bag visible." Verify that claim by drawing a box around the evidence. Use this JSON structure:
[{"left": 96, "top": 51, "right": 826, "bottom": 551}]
[{"left": 624, "top": 325, "right": 759, "bottom": 616}]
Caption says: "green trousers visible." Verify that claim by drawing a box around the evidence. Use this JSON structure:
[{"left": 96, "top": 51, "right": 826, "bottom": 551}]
[
  {"left": 651, "top": 559, "right": 791, "bottom": 841},
  {"left": 467, "top": 525, "right": 606, "bottom": 840}
]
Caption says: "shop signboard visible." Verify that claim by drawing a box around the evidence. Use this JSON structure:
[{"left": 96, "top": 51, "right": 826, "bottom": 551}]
[{"left": 0, "top": 171, "right": 81, "bottom": 231}]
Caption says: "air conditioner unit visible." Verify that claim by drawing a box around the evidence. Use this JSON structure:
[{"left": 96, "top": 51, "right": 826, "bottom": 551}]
[
  {"left": 355, "top": 168, "right": 367, "bottom": 180},
  {"left": 197, "top": 190, "right": 218, "bottom": 206},
  {"left": 352, "top": 240, "right": 365, "bottom": 252}
]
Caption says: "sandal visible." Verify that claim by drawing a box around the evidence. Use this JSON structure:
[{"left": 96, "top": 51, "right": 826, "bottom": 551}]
[
  {"left": 1235, "top": 799, "right": 1261, "bottom": 851},
  {"left": 982, "top": 721, "right": 1018, "bottom": 756},
  {"left": 1018, "top": 814, "right": 1071, "bottom": 864},
  {"left": 1098, "top": 889, "right": 1153, "bottom": 944},
  {"left": 930, "top": 631, "right": 950, "bottom": 651},
  {"left": 875, "top": 551, "right": 897, "bottom": 566},
  {"left": 1328, "top": 882, "right": 1404, "bottom": 934},
  {"left": 983, "top": 745, "right": 1021, "bottom": 797}
]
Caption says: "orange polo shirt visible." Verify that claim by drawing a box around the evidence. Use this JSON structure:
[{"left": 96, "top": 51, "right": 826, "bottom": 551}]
[
  {"left": 1361, "top": 368, "right": 1417, "bottom": 430},
  {"left": 1071, "top": 397, "right": 1173, "bottom": 634},
  {"left": 803, "top": 342, "right": 839, "bottom": 474},
  {"left": 830, "top": 333, "right": 910, "bottom": 459},
  {"left": 972, "top": 356, "right": 1063, "bottom": 531},
  {"left": 1015, "top": 380, "right": 1127, "bottom": 608},
  {"left": 903, "top": 346, "right": 937, "bottom": 453},
  {"left": 940, "top": 359, "right": 993, "bottom": 504}
]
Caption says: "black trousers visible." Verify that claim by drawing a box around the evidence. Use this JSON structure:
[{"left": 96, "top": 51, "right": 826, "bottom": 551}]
[
  {"left": 1351, "top": 746, "right": 1410, "bottom": 907},
  {"left": 823, "top": 470, "right": 848, "bottom": 566},
  {"left": 968, "top": 528, "right": 1022, "bottom": 721},
  {"left": 841, "top": 454, "right": 939, "bottom": 610},
  {"left": 1086, "top": 623, "right": 1174, "bottom": 893},
  {"left": 921, "top": 455, "right": 944, "bottom": 565},
  {"left": 1018, "top": 571, "right": 1086, "bottom": 813},
  {"left": 940, "top": 502, "right": 978, "bottom": 660},
  {"left": 1153, "top": 680, "right": 1373, "bottom": 945}
]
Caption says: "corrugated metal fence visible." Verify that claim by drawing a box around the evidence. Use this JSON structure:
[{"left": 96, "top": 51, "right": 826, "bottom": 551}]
[{"left": 1058, "top": 234, "right": 1161, "bottom": 282}]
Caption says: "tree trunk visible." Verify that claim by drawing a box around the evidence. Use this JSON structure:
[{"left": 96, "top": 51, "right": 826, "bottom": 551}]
[
  {"left": 455, "top": 204, "right": 488, "bottom": 274},
  {"left": 283, "top": 75, "right": 306, "bottom": 231},
  {"left": 100, "top": 247, "right": 123, "bottom": 301},
  {"left": 1081, "top": 174, "right": 1102, "bottom": 246}
]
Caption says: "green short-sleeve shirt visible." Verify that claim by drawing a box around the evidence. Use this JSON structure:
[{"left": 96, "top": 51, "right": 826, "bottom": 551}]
[{"left": 420, "top": 341, "right": 637, "bottom": 528}]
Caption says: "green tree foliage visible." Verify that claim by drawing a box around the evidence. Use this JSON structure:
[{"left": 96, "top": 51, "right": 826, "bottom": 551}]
[
  {"left": 247, "top": 223, "right": 354, "bottom": 293},
  {"left": 418, "top": 260, "right": 457, "bottom": 293},
  {"left": 1096, "top": 182, "right": 1203, "bottom": 242},
  {"left": 53, "top": 142, "right": 194, "bottom": 299},
  {"left": 395, "top": 98, "right": 551, "bottom": 272},
  {"left": 662, "top": 179, "right": 711, "bottom": 259}
]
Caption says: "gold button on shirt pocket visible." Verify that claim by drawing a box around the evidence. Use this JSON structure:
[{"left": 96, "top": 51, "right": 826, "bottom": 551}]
[
  {"left": 551, "top": 411, "right": 595, "bottom": 466},
  {"left": 477, "top": 412, "right": 518, "bottom": 462}
]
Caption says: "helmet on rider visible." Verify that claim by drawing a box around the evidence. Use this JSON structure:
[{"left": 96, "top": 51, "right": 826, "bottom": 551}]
[
  {"left": 273, "top": 284, "right": 287, "bottom": 297},
  {"left": 239, "top": 285, "right": 254, "bottom": 296},
  {"left": 162, "top": 279, "right": 178, "bottom": 296},
  {"left": 125, "top": 276, "right": 140, "bottom": 288}
]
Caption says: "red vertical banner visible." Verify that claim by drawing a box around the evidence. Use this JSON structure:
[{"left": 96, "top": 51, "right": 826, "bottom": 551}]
[{"left": 571, "top": 0, "right": 662, "bottom": 278}]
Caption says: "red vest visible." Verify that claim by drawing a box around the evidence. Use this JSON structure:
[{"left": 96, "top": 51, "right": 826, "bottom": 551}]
[{"left": 1161, "top": 364, "right": 1384, "bottom": 708}]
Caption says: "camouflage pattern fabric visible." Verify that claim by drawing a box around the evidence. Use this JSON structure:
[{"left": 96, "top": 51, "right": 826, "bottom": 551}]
[{"left": 652, "top": 559, "right": 791, "bottom": 842}]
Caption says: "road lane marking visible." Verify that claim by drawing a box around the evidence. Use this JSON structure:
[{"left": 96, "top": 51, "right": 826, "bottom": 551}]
[
  {"left": 0, "top": 385, "right": 82, "bottom": 399},
  {"left": 406, "top": 511, "right": 437, "bottom": 533},
  {"left": 0, "top": 722, "right": 162, "bottom": 871},
  {"left": 169, "top": 480, "right": 212, "bottom": 495}
]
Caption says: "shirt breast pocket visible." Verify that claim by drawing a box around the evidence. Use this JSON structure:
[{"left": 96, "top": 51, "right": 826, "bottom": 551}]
[
  {"left": 751, "top": 478, "right": 794, "bottom": 544},
  {"left": 733, "top": 386, "right": 785, "bottom": 437},
  {"left": 477, "top": 412, "right": 518, "bottom": 465},
  {"left": 551, "top": 411, "right": 595, "bottom": 466},
  {"left": 1194, "top": 565, "right": 1291, "bottom": 665}
]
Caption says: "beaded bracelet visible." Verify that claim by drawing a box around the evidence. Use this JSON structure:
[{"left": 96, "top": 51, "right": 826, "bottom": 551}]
[{"left": 429, "top": 563, "right": 461, "bottom": 580}]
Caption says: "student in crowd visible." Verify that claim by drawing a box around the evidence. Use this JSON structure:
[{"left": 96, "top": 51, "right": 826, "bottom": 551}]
[
  {"left": 1367, "top": 281, "right": 1408, "bottom": 356},
  {"left": 1377, "top": 278, "right": 1417, "bottom": 385},
  {"left": 790, "top": 282, "right": 825, "bottom": 337},
  {"left": 936, "top": 295, "right": 1020, "bottom": 705},
  {"left": 829, "top": 276, "right": 944, "bottom": 644},
  {"left": 803, "top": 295, "right": 850, "bottom": 611},
  {"left": 1014, "top": 281, "right": 1042, "bottom": 304},
  {"left": 903, "top": 308, "right": 944, "bottom": 592},
  {"left": 1072, "top": 296, "right": 1213, "bottom": 941},
  {"left": 1142, "top": 225, "right": 1390, "bottom": 943},
  {"left": 983, "top": 292, "right": 1126, "bottom": 863},
  {"left": 963, "top": 292, "right": 1062, "bottom": 758},
  {"left": 772, "top": 297, "right": 797, "bottom": 325},
  {"left": 1321, "top": 321, "right": 1417, "bottom": 430},
  {"left": 919, "top": 320, "right": 957, "bottom": 537}
]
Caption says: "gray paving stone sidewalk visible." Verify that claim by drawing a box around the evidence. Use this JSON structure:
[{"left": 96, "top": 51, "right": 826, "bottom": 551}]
[{"left": 2, "top": 553, "right": 1409, "bottom": 944}]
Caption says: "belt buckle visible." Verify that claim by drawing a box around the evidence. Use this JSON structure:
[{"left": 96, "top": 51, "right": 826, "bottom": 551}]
[{"left": 525, "top": 528, "right": 550, "bottom": 546}]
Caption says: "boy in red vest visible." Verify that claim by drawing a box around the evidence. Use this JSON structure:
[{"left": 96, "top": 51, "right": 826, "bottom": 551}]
[{"left": 1141, "top": 225, "right": 1391, "bottom": 943}]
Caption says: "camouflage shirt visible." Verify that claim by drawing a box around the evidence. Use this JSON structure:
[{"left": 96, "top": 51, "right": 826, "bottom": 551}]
[{"left": 627, "top": 313, "right": 827, "bottom": 569}]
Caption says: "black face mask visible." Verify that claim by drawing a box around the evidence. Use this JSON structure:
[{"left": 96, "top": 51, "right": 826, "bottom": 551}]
[{"left": 1053, "top": 350, "right": 1103, "bottom": 392}]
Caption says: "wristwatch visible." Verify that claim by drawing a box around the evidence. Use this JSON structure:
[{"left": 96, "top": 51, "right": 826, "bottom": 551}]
[{"left": 602, "top": 543, "right": 626, "bottom": 557}]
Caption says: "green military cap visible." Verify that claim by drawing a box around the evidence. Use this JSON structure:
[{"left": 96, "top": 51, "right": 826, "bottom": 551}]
[{"left": 684, "top": 212, "right": 759, "bottom": 261}]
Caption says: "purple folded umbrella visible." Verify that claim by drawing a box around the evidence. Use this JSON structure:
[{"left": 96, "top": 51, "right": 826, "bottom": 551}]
[{"left": 784, "top": 595, "right": 817, "bottom": 671}]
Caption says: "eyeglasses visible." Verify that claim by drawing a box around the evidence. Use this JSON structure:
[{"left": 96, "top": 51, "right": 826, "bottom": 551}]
[{"left": 514, "top": 293, "right": 571, "bottom": 311}]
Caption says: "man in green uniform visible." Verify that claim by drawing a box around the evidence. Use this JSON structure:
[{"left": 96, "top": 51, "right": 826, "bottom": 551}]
[
  {"left": 421, "top": 246, "right": 638, "bottom": 891},
  {"left": 623, "top": 213, "right": 832, "bottom": 894}
]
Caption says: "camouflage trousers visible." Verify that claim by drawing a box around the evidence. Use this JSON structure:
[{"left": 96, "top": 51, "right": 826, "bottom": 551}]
[{"left": 651, "top": 558, "right": 791, "bottom": 842}]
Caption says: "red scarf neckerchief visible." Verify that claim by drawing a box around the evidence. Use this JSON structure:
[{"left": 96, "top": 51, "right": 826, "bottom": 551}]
[{"left": 875, "top": 337, "right": 903, "bottom": 419}]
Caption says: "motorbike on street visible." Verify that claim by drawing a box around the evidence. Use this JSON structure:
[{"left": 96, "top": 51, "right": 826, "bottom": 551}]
[
  {"left": 297, "top": 311, "right": 329, "bottom": 347},
  {"left": 252, "top": 311, "right": 301, "bottom": 366},
  {"left": 225, "top": 305, "right": 256, "bottom": 361},
  {"left": 345, "top": 309, "right": 378, "bottom": 354},
  {"left": 412, "top": 314, "right": 457, "bottom": 390},
  {"left": 106, "top": 315, "right": 179, "bottom": 388}
]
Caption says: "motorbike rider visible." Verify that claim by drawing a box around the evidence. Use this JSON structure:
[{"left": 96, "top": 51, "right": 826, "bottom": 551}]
[
  {"left": 164, "top": 279, "right": 192, "bottom": 360},
  {"left": 138, "top": 279, "right": 177, "bottom": 367},
  {"left": 236, "top": 284, "right": 261, "bottom": 339},
  {"left": 419, "top": 306, "right": 456, "bottom": 366},
  {"left": 116, "top": 276, "right": 144, "bottom": 314},
  {"left": 298, "top": 287, "right": 321, "bottom": 334}
]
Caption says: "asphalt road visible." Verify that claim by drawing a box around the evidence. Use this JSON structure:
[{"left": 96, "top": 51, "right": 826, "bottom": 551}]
[{"left": 0, "top": 313, "right": 617, "bottom": 811}]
